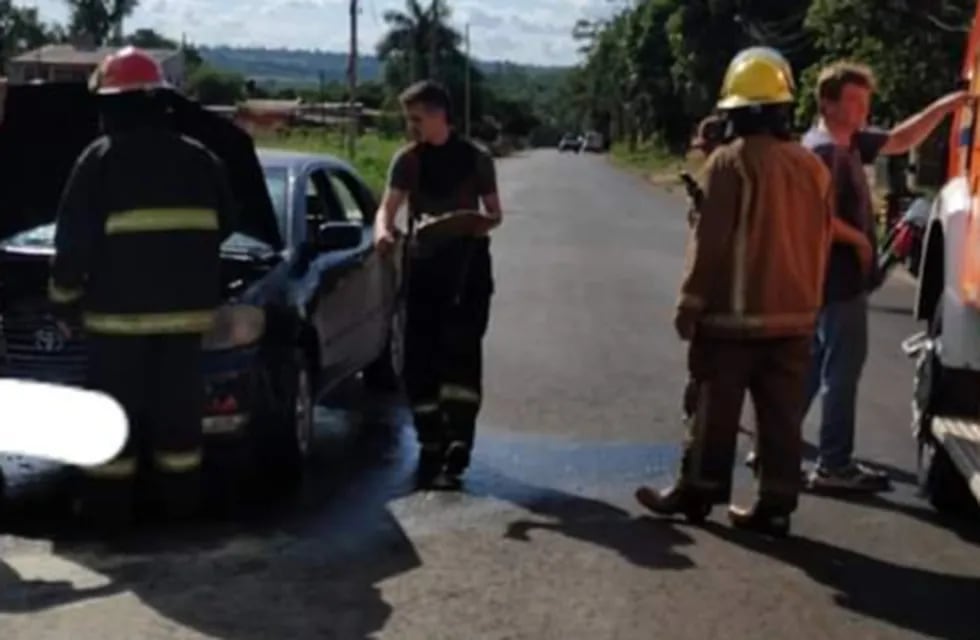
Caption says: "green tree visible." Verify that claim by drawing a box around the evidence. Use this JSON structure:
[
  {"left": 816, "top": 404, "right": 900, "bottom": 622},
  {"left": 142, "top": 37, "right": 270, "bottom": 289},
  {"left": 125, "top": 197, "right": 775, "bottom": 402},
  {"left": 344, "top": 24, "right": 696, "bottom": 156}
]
[
  {"left": 623, "top": 0, "right": 684, "bottom": 149},
  {"left": 377, "top": 0, "right": 460, "bottom": 82},
  {"left": 123, "top": 28, "right": 203, "bottom": 72},
  {"left": 186, "top": 65, "right": 246, "bottom": 105},
  {"left": 665, "top": 0, "right": 745, "bottom": 122},
  {"left": 65, "top": 0, "right": 138, "bottom": 46},
  {"left": 0, "top": 1, "right": 60, "bottom": 69},
  {"left": 126, "top": 27, "right": 175, "bottom": 49},
  {"left": 567, "top": 0, "right": 818, "bottom": 149},
  {"left": 376, "top": 0, "right": 487, "bottom": 126},
  {"left": 800, "top": 0, "right": 974, "bottom": 126}
]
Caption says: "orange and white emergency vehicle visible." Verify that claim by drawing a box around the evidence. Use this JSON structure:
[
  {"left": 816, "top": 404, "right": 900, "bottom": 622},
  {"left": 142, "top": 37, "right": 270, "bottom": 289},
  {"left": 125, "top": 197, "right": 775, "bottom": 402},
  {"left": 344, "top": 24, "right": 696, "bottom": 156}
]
[{"left": 907, "top": 1, "right": 980, "bottom": 513}]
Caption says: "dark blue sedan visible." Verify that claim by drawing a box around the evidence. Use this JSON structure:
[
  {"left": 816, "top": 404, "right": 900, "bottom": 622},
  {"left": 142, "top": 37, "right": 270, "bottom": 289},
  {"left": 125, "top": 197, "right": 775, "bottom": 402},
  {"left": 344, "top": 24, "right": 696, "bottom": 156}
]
[{"left": 0, "top": 83, "right": 404, "bottom": 490}]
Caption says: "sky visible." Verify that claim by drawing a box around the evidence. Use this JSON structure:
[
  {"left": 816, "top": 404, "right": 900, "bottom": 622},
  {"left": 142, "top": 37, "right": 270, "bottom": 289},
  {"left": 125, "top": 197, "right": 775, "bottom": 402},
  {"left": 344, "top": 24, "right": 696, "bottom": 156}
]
[{"left": 14, "top": 0, "right": 618, "bottom": 66}]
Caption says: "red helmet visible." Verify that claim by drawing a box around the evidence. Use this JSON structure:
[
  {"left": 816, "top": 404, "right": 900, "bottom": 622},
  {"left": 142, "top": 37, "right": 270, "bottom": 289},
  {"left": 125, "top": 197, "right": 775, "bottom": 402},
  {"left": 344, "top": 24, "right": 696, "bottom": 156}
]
[{"left": 90, "top": 46, "right": 168, "bottom": 95}]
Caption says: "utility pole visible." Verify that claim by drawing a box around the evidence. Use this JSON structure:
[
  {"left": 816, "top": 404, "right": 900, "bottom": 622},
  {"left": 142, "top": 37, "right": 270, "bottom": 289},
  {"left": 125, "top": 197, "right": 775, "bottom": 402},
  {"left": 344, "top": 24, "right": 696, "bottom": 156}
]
[
  {"left": 464, "top": 23, "right": 471, "bottom": 137},
  {"left": 429, "top": 1, "right": 438, "bottom": 80},
  {"left": 347, "top": 0, "right": 358, "bottom": 160}
]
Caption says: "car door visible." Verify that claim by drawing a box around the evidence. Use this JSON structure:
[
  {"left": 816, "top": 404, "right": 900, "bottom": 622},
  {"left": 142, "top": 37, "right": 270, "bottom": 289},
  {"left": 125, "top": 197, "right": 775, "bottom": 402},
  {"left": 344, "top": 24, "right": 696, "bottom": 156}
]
[
  {"left": 323, "top": 167, "right": 394, "bottom": 368},
  {"left": 300, "top": 165, "right": 369, "bottom": 382}
]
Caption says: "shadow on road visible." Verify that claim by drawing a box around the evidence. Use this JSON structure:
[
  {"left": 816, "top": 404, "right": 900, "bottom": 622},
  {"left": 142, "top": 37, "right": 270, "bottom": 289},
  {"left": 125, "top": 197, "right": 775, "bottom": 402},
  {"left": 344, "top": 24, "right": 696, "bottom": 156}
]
[
  {"left": 701, "top": 521, "right": 980, "bottom": 640},
  {"left": 0, "top": 388, "right": 422, "bottom": 640},
  {"left": 462, "top": 468, "right": 696, "bottom": 571},
  {"left": 811, "top": 491, "right": 980, "bottom": 546},
  {"left": 0, "top": 560, "right": 126, "bottom": 612}
]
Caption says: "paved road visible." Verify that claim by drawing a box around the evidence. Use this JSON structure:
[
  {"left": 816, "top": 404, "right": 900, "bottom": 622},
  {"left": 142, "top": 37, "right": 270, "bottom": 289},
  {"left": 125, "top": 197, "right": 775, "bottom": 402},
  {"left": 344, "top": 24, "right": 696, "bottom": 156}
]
[{"left": 1, "top": 150, "right": 979, "bottom": 640}]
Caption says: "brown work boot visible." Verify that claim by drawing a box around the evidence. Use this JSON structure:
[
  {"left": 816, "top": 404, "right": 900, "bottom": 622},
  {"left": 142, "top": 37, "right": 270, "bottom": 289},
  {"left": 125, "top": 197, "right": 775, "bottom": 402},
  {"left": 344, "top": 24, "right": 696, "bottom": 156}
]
[
  {"left": 727, "top": 502, "right": 791, "bottom": 538},
  {"left": 635, "top": 484, "right": 712, "bottom": 523}
]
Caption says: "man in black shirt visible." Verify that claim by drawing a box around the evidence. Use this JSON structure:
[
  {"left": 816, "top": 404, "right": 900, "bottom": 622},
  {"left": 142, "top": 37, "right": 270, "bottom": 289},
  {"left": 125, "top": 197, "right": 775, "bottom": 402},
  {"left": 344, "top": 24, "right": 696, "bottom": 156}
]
[{"left": 375, "top": 81, "right": 502, "bottom": 487}]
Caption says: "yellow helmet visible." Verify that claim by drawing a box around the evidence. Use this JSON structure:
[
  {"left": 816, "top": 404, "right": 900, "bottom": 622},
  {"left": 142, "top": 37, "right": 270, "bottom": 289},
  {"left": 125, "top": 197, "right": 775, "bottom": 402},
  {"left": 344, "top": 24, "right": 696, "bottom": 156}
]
[{"left": 716, "top": 47, "right": 795, "bottom": 110}]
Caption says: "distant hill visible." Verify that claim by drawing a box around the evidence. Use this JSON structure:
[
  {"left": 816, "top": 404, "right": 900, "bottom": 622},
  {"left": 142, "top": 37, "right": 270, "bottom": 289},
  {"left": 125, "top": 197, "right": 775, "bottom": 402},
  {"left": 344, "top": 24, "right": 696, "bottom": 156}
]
[{"left": 198, "top": 46, "right": 568, "bottom": 87}]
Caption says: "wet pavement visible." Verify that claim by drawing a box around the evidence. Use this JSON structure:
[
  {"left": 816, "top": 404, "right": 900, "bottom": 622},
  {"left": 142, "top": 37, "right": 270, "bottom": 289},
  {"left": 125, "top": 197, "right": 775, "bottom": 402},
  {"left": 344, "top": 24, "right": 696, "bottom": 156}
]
[{"left": 1, "top": 150, "right": 979, "bottom": 639}]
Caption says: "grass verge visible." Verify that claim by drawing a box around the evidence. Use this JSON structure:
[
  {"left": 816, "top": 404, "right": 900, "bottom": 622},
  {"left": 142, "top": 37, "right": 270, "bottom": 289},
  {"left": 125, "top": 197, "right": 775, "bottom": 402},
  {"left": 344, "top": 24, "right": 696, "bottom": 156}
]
[
  {"left": 609, "top": 141, "right": 704, "bottom": 192},
  {"left": 252, "top": 129, "right": 405, "bottom": 195}
]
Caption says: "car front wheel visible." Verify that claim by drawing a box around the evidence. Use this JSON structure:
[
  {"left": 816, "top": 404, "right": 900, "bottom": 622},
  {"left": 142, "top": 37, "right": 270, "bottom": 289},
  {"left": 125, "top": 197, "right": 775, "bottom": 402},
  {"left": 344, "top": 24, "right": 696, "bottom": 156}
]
[{"left": 256, "top": 347, "right": 314, "bottom": 493}]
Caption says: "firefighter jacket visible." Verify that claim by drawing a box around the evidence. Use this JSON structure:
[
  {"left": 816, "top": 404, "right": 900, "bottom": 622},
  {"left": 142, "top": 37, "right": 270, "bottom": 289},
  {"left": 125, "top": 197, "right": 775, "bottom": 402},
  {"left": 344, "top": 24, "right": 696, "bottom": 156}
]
[
  {"left": 49, "top": 129, "right": 237, "bottom": 335},
  {"left": 678, "top": 134, "right": 833, "bottom": 339}
]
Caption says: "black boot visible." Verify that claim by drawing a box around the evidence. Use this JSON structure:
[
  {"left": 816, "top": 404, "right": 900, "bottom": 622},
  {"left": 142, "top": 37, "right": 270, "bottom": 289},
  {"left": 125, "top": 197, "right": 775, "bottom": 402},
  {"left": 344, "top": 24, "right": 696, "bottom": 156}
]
[
  {"left": 727, "top": 502, "right": 792, "bottom": 537},
  {"left": 73, "top": 479, "right": 135, "bottom": 534},
  {"left": 155, "top": 471, "right": 203, "bottom": 522},
  {"left": 635, "top": 484, "right": 712, "bottom": 523},
  {"left": 415, "top": 443, "right": 445, "bottom": 488},
  {"left": 444, "top": 440, "right": 471, "bottom": 478}
]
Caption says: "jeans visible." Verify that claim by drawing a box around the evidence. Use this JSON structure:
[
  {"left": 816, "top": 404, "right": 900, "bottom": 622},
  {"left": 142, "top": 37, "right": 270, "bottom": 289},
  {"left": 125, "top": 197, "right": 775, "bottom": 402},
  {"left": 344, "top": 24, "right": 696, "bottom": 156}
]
[{"left": 803, "top": 295, "right": 869, "bottom": 470}]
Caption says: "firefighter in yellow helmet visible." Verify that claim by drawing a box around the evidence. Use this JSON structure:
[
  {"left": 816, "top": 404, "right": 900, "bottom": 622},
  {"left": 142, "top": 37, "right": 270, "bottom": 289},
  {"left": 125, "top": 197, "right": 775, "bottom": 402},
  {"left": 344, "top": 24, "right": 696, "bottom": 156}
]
[
  {"left": 51, "top": 47, "right": 237, "bottom": 527},
  {"left": 634, "top": 47, "right": 834, "bottom": 536}
]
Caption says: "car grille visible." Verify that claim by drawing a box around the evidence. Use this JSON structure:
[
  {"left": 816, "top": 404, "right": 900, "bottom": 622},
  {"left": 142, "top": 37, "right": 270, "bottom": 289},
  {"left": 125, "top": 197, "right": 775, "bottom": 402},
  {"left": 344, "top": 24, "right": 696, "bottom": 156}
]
[{"left": 0, "top": 312, "right": 87, "bottom": 386}]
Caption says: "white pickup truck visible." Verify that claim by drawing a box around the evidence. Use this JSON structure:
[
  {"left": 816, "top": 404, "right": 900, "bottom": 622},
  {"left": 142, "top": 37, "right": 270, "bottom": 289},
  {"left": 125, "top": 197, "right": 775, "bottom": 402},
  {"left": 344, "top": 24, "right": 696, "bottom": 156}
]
[{"left": 906, "top": 1, "right": 980, "bottom": 514}]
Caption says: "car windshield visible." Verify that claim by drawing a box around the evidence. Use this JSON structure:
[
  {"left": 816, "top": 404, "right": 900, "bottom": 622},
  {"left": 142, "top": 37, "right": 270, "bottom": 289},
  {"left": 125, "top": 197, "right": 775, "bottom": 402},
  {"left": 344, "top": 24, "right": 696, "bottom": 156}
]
[{"left": 0, "top": 223, "right": 273, "bottom": 257}]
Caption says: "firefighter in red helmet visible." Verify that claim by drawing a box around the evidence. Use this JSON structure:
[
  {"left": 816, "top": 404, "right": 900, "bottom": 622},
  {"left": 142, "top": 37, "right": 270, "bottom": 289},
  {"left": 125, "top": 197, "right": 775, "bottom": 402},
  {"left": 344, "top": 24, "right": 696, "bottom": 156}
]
[{"left": 51, "top": 46, "right": 237, "bottom": 527}]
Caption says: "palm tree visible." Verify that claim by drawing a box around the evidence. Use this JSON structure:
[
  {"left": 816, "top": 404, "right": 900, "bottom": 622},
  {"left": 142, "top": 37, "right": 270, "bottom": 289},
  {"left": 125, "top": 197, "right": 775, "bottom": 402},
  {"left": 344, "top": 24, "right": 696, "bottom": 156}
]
[
  {"left": 65, "top": 0, "right": 138, "bottom": 46},
  {"left": 376, "top": 0, "right": 461, "bottom": 82}
]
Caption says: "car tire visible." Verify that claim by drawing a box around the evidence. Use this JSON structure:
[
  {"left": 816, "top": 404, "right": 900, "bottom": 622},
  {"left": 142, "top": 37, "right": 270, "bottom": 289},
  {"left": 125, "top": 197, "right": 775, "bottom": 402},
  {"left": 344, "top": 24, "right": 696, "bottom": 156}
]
[
  {"left": 256, "top": 347, "right": 315, "bottom": 493},
  {"left": 918, "top": 438, "right": 975, "bottom": 514},
  {"left": 363, "top": 300, "right": 405, "bottom": 393},
  {"left": 913, "top": 300, "right": 979, "bottom": 514}
]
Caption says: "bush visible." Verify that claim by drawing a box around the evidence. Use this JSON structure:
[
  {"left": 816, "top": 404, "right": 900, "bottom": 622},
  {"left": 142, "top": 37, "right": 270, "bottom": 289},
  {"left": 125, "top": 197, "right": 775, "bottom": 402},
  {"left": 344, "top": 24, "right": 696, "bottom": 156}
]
[{"left": 187, "top": 65, "right": 246, "bottom": 106}]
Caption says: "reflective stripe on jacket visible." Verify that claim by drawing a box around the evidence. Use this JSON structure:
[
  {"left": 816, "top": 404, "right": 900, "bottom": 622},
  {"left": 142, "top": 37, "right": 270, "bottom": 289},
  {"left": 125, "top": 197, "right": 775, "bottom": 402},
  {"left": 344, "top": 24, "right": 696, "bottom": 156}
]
[
  {"left": 105, "top": 208, "right": 219, "bottom": 234},
  {"left": 83, "top": 310, "right": 216, "bottom": 335}
]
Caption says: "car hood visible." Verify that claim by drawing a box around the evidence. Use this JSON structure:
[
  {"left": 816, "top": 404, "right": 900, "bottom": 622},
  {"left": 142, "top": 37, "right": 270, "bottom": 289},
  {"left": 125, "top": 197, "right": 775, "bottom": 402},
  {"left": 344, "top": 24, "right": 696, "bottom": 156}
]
[
  {"left": 0, "top": 223, "right": 278, "bottom": 261},
  {"left": 0, "top": 82, "right": 282, "bottom": 250}
]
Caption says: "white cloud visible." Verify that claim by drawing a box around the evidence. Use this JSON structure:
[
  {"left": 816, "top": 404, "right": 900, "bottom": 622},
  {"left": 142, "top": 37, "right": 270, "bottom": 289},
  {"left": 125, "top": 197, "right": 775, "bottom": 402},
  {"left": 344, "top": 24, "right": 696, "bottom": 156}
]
[{"left": 15, "top": 0, "right": 615, "bottom": 65}]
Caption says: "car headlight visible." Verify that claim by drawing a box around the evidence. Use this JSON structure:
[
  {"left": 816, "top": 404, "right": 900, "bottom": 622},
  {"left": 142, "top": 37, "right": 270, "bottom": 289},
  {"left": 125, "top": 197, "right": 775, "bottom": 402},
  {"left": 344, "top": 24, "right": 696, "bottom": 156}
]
[{"left": 201, "top": 305, "right": 266, "bottom": 351}]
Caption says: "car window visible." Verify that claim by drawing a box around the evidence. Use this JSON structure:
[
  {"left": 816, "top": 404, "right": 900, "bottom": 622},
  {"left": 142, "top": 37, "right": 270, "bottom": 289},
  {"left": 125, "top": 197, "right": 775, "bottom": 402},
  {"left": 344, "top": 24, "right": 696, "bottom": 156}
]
[
  {"left": 263, "top": 167, "right": 289, "bottom": 239},
  {"left": 302, "top": 169, "right": 339, "bottom": 241},
  {"left": 328, "top": 172, "right": 366, "bottom": 223}
]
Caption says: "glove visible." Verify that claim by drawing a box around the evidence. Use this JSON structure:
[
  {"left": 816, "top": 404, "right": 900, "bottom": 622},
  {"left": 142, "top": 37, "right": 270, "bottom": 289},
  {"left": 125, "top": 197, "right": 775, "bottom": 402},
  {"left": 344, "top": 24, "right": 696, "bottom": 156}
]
[{"left": 674, "top": 307, "right": 700, "bottom": 342}]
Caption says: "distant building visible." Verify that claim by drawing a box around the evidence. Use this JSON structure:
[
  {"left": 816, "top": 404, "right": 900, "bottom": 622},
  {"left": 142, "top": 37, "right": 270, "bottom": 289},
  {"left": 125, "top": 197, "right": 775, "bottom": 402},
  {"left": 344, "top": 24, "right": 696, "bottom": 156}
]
[
  {"left": 5, "top": 44, "right": 186, "bottom": 89},
  {"left": 232, "top": 99, "right": 303, "bottom": 134}
]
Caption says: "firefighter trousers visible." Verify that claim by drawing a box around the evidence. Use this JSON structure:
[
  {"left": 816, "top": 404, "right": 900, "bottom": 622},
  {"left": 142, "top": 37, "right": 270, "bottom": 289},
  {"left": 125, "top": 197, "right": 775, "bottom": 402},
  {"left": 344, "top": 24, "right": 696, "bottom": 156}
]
[
  {"left": 678, "top": 336, "right": 811, "bottom": 513},
  {"left": 404, "top": 237, "right": 493, "bottom": 458},
  {"left": 80, "top": 333, "right": 205, "bottom": 521}
]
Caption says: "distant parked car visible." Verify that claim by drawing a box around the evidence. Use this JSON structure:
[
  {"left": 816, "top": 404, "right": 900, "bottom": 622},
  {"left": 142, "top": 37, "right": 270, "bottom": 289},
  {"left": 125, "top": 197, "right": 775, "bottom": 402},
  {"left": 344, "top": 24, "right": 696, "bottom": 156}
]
[
  {"left": 581, "top": 131, "right": 605, "bottom": 153},
  {"left": 558, "top": 134, "right": 583, "bottom": 153}
]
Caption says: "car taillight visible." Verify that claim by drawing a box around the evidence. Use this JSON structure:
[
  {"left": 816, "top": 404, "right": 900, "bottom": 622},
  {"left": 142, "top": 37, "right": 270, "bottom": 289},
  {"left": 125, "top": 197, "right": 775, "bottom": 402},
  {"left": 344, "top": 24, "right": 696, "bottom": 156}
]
[{"left": 207, "top": 395, "right": 239, "bottom": 415}]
